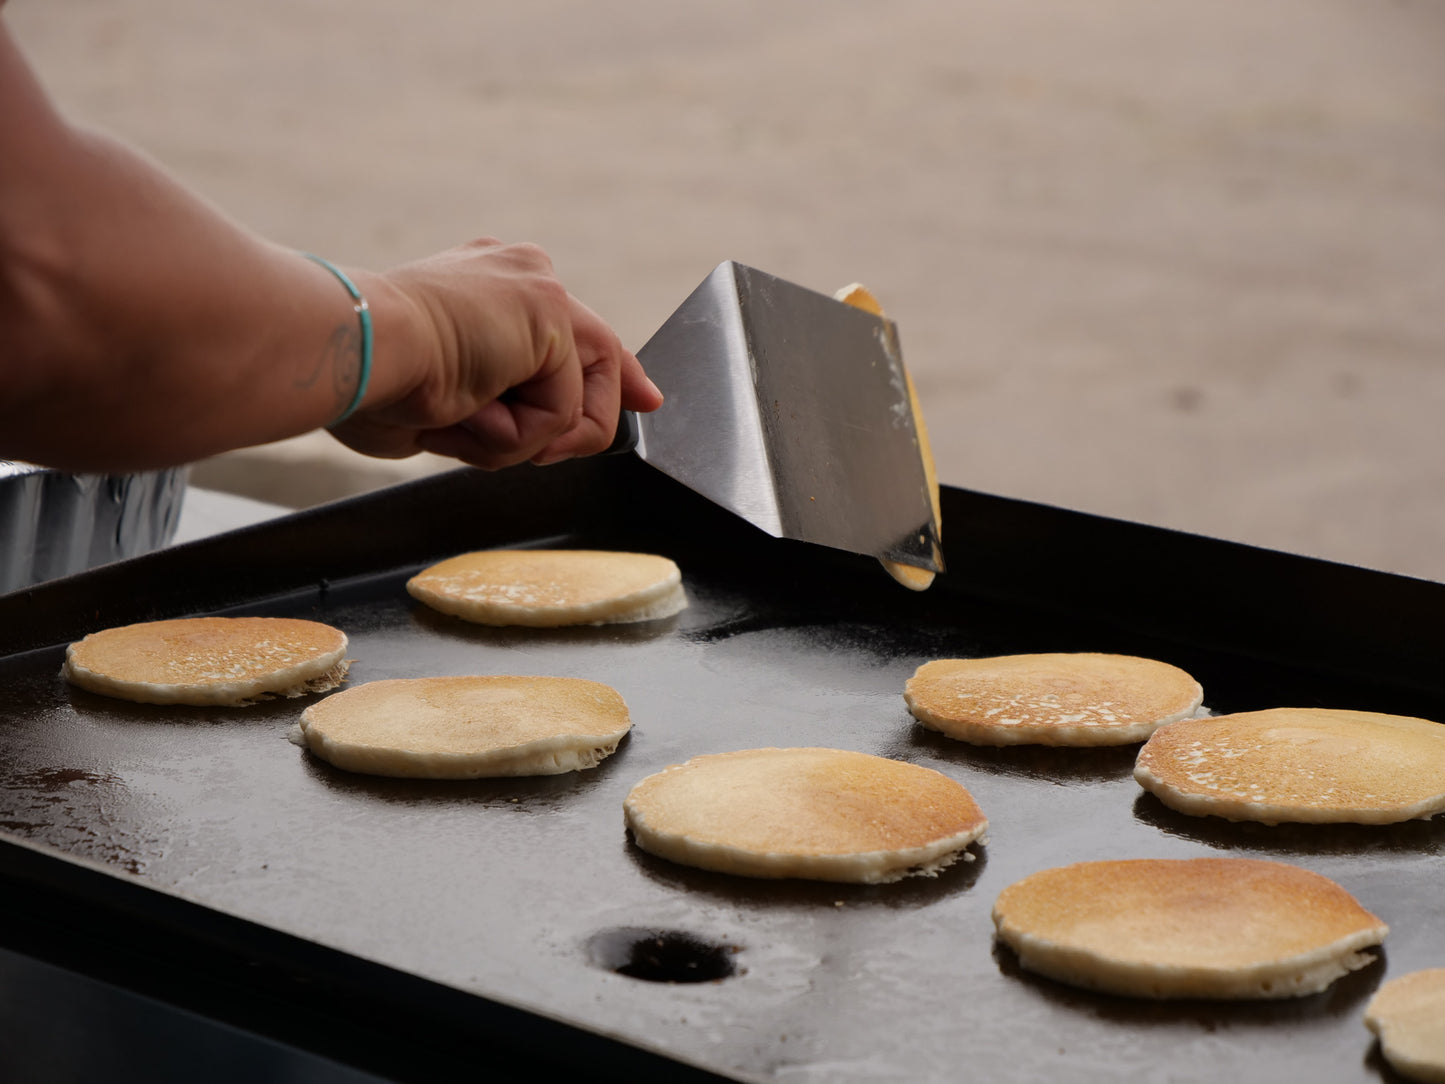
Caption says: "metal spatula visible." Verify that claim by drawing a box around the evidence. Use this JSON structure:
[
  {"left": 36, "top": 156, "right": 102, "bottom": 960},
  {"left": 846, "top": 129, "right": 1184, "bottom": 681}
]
[{"left": 611, "top": 261, "right": 943, "bottom": 573}]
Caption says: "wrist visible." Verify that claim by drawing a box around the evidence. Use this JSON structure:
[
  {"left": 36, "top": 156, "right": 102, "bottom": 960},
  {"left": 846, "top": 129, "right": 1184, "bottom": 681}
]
[
  {"left": 338, "top": 267, "right": 435, "bottom": 419},
  {"left": 301, "top": 255, "right": 372, "bottom": 425}
]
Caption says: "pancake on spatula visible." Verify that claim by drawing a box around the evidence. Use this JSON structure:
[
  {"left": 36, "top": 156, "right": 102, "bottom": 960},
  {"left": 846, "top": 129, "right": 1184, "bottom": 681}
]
[
  {"left": 834, "top": 283, "right": 942, "bottom": 592},
  {"left": 1365, "top": 968, "right": 1445, "bottom": 1084},
  {"left": 62, "top": 617, "right": 349, "bottom": 706},
  {"left": 623, "top": 747, "right": 987, "bottom": 884},
  {"left": 904, "top": 652, "right": 1203, "bottom": 746},
  {"left": 407, "top": 549, "right": 685, "bottom": 627},
  {"left": 296, "top": 676, "right": 631, "bottom": 778},
  {"left": 1135, "top": 707, "right": 1445, "bottom": 824},
  {"left": 992, "top": 857, "right": 1387, "bottom": 1000}
]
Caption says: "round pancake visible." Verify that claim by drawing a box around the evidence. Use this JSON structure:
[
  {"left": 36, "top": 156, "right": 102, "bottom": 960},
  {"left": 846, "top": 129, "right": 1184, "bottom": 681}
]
[
  {"left": 623, "top": 747, "right": 988, "bottom": 884},
  {"left": 406, "top": 549, "right": 685, "bottom": 627},
  {"left": 62, "top": 617, "right": 349, "bottom": 706},
  {"left": 1135, "top": 707, "right": 1445, "bottom": 825},
  {"left": 1365, "top": 968, "right": 1445, "bottom": 1084},
  {"left": 297, "top": 675, "right": 631, "bottom": 778},
  {"left": 992, "top": 857, "right": 1388, "bottom": 1000},
  {"left": 904, "top": 653, "right": 1203, "bottom": 747},
  {"left": 834, "top": 283, "right": 941, "bottom": 592}
]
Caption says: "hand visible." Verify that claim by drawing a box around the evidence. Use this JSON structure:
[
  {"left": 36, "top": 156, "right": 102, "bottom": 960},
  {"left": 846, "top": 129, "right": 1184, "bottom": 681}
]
[{"left": 332, "top": 239, "right": 663, "bottom": 469}]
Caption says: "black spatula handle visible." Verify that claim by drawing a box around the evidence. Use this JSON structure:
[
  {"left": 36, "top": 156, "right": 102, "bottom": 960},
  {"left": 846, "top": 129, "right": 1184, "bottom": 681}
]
[{"left": 605, "top": 410, "right": 640, "bottom": 455}]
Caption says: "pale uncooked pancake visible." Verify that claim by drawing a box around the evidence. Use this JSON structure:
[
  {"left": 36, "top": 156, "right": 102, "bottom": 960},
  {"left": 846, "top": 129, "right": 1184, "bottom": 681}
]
[
  {"left": 834, "top": 283, "right": 941, "bottom": 592},
  {"left": 904, "top": 653, "right": 1203, "bottom": 746},
  {"left": 296, "top": 675, "right": 631, "bottom": 778},
  {"left": 623, "top": 747, "right": 988, "bottom": 884},
  {"left": 406, "top": 549, "right": 685, "bottom": 627},
  {"left": 1365, "top": 968, "right": 1445, "bottom": 1084},
  {"left": 1135, "top": 707, "right": 1445, "bottom": 825},
  {"left": 62, "top": 617, "right": 349, "bottom": 706},
  {"left": 992, "top": 857, "right": 1388, "bottom": 1000}
]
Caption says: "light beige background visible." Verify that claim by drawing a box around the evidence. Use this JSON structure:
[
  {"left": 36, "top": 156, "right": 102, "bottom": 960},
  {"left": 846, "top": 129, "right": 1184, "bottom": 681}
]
[{"left": 11, "top": 1, "right": 1445, "bottom": 580}]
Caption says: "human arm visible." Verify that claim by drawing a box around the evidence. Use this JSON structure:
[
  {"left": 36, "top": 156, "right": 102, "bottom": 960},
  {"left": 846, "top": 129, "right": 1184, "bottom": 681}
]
[{"left": 0, "top": 16, "right": 661, "bottom": 474}]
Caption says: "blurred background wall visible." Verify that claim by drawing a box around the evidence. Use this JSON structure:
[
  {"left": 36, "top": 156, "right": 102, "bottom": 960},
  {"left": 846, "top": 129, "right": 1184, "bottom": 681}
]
[{"left": 10, "top": 0, "right": 1445, "bottom": 579}]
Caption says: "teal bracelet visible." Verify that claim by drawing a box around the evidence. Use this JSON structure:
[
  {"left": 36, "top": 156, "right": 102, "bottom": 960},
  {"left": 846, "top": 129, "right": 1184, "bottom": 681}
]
[{"left": 303, "top": 252, "right": 373, "bottom": 426}]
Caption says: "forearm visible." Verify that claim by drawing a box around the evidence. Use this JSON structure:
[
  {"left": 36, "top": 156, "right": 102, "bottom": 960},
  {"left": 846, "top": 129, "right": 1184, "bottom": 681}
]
[
  {"left": 0, "top": 22, "right": 427, "bottom": 471},
  {"left": 2, "top": 16, "right": 660, "bottom": 475}
]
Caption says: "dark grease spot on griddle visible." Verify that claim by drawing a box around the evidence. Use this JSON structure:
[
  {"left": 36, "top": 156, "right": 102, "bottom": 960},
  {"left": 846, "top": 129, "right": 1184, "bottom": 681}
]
[
  {"left": 586, "top": 927, "right": 738, "bottom": 983},
  {"left": 0, "top": 763, "right": 158, "bottom": 875},
  {"left": 992, "top": 938, "right": 1384, "bottom": 1022},
  {"left": 1132, "top": 792, "right": 1445, "bottom": 855},
  {"left": 7, "top": 766, "right": 118, "bottom": 791}
]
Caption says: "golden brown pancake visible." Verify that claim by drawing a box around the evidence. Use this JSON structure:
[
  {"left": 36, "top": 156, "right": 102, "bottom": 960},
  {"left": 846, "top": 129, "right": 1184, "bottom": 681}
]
[
  {"left": 296, "top": 675, "right": 631, "bottom": 778},
  {"left": 834, "top": 283, "right": 941, "bottom": 592},
  {"left": 406, "top": 549, "right": 685, "bottom": 627},
  {"left": 905, "top": 652, "right": 1203, "bottom": 746},
  {"left": 62, "top": 617, "right": 349, "bottom": 706},
  {"left": 1135, "top": 707, "right": 1445, "bottom": 824},
  {"left": 623, "top": 747, "right": 988, "bottom": 883},
  {"left": 1365, "top": 968, "right": 1445, "bottom": 1084},
  {"left": 992, "top": 857, "right": 1387, "bottom": 999}
]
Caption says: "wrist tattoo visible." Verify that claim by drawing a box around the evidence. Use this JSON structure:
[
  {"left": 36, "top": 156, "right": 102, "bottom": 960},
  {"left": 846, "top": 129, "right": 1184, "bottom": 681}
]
[{"left": 295, "top": 323, "right": 362, "bottom": 416}]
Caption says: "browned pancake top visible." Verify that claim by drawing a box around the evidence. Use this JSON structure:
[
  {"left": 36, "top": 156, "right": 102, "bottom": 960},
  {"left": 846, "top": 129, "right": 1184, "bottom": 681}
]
[
  {"left": 625, "top": 747, "right": 986, "bottom": 857},
  {"left": 1137, "top": 707, "right": 1445, "bottom": 816},
  {"left": 907, "top": 653, "right": 1201, "bottom": 731},
  {"left": 993, "top": 857, "right": 1386, "bottom": 970},
  {"left": 300, "top": 675, "right": 630, "bottom": 755},
  {"left": 407, "top": 549, "right": 679, "bottom": 616},
  {"left": 1365, "top": 968, "right": 1445, "bottom": 1079},
  {"left": 67, "top": 617, "right": 346, "bottom": 686}
]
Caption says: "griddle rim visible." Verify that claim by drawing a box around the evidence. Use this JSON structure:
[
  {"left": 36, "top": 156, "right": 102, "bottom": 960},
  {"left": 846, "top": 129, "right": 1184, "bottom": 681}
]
[{"left": 1, "top": 456, "right": 1442, "bottom": 1080}]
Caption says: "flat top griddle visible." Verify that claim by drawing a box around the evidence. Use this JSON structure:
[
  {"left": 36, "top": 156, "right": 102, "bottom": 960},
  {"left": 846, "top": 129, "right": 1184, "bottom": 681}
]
[{"left": 0, "top": 459, "right": 1441, "bottom": 1083}]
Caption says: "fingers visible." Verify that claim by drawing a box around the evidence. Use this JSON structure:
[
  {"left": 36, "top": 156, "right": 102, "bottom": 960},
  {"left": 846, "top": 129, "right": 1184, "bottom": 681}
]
[
  {"left": 619, "top": 350, "right": 664, "bottom": 414},
  {"left": 423, "top": 339, "right": 586, "bottom": 470},
  {"left": 527, "top": 296, "right": 663, "bottom": 465},
  {"left": 528, "top": 353, "right": 619, "bottom": 464},
  {"left": 329, "top": 413, "right": 427, "bottom": 460},
  {"left": 344, "top": 237, "right": 663, "bottom": 470},
  {"left": 526, "top": 297, "right": 624, "bottom": 464},
  {"left": 566, "top": 296, "right": 663, "bottom": 416}
]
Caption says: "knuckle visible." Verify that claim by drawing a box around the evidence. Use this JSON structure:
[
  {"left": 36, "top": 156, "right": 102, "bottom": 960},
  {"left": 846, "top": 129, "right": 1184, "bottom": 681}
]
[
  {"left": 512, "top": 241, "right": 553, "bottom": 270},
  {"left": 533, "top": 275, "right": 569, "bottom": 310}
]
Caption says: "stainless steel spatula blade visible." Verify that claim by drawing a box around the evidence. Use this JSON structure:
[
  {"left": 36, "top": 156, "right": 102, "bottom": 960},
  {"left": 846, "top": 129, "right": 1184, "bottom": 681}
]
[{"left": 630, "top": 261, "right": 942, "bottom": 572}]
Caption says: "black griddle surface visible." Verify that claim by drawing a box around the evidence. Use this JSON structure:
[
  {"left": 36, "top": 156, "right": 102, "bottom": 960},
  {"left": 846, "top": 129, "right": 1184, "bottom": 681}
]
[{"left": 0, "top": 461, "right": 1442, "bottom": 1083}]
